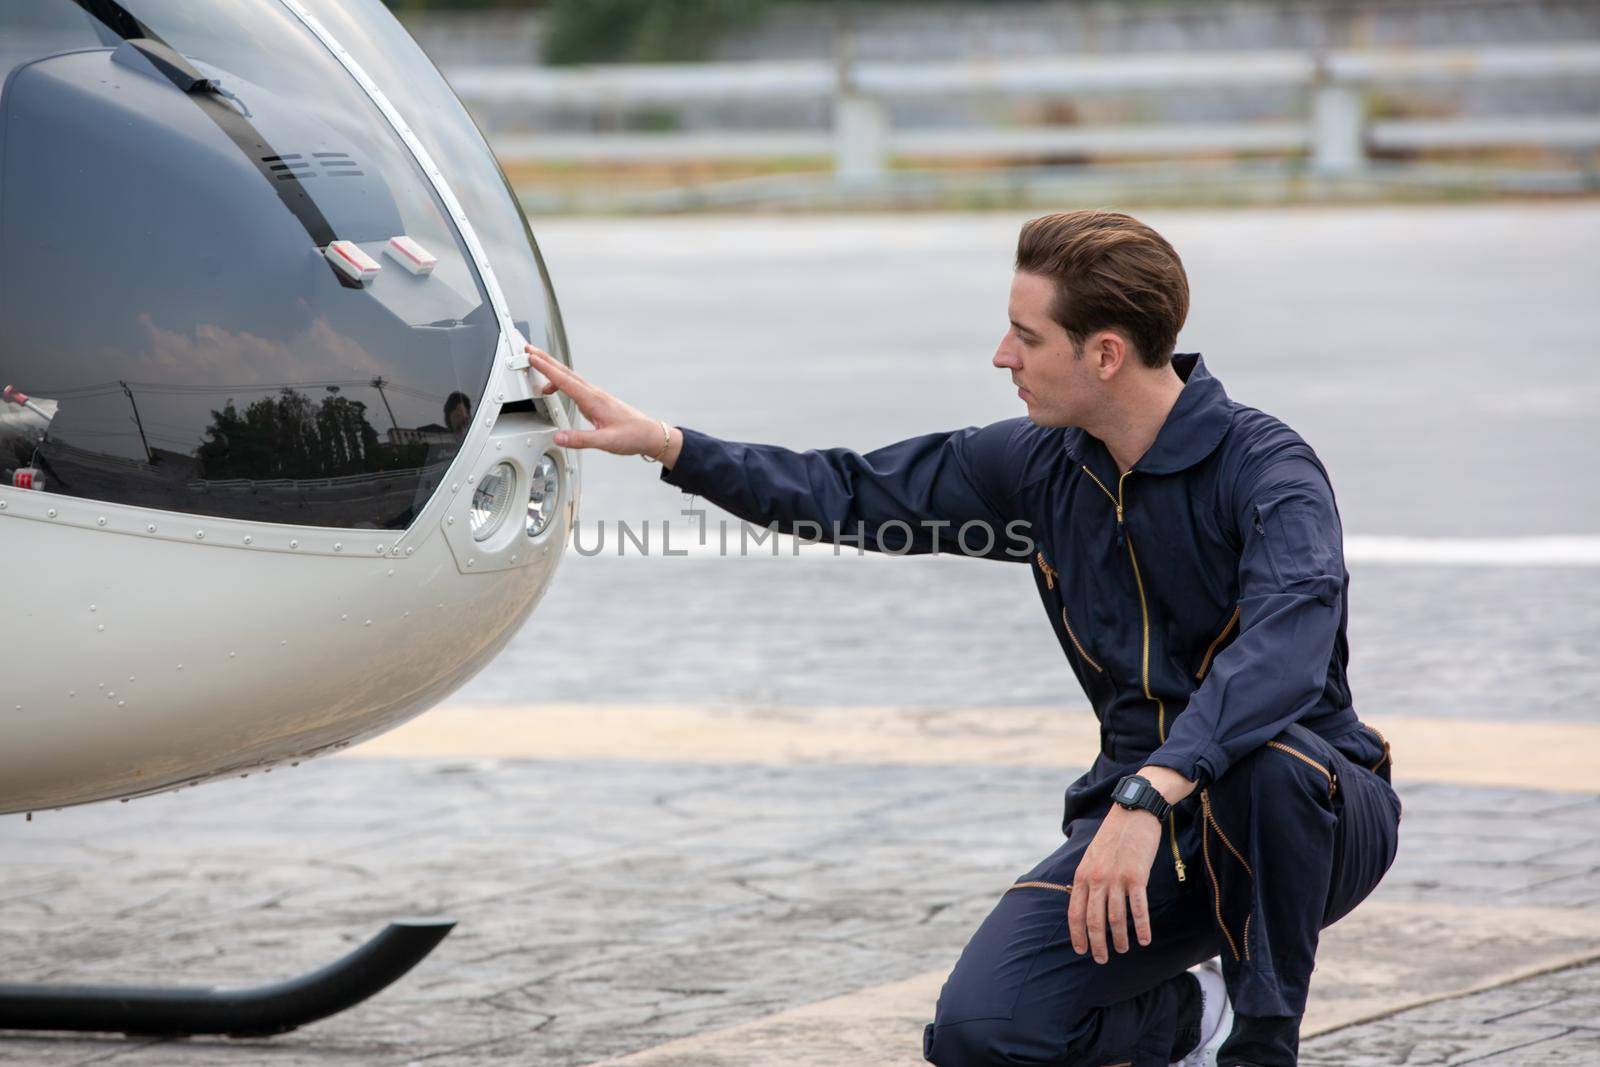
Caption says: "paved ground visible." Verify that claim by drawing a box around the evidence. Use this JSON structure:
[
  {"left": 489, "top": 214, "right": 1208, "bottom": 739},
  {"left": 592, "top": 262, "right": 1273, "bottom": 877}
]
[{"left": 2, "top": 205, "right": 1598, "bottom": 1064}]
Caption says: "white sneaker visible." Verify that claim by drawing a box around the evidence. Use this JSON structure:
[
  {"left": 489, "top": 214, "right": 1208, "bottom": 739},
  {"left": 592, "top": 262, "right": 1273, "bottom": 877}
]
[{"left": 1171, "top": 958, "right": 1233, "bottom": 1067}]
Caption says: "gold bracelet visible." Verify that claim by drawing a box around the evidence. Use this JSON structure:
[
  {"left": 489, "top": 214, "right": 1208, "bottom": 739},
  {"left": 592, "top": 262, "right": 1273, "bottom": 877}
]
[{"left": 641, "top": 420, "right": 671, "bottom": 463}]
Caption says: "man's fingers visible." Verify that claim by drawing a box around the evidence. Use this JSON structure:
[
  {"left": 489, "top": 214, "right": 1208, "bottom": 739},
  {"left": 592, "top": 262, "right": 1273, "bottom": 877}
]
[
  {"left": 1130, "top": 885, "right": 1152, "bottom": 947},
  {"left": 1108, "top": 887, "right": 1130, "bottom": 955},
  {"left": 1086, "top": 884, "right": 1108, "bottom": 964},
  {"left": 1067, "top": 882, "right": 1088, "bottom": 956},
  {"left": 553, "top": 427, "right": 602, "bottom": 450},
  {"left": 526, "top": 347, "right": 593, "bottom": 396}
]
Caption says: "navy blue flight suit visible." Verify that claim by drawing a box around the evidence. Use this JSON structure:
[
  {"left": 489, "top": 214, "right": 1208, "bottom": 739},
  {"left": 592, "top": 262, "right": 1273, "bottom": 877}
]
[{"left": 661, "top": 354, "right": 1402, "bottom": 1066}]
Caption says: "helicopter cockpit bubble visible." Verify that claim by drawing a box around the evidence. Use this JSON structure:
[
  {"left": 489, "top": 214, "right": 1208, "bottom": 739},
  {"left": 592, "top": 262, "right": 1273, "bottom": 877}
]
[
  {"left": 1, "top": 0, "right": 573, "bottom": 527},
  {"left": 0, "top": 0, "right": 578, "bottom": 815}
]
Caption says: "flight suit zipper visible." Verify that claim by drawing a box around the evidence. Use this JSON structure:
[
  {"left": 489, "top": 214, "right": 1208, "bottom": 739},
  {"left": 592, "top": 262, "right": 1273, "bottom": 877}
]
[{"left": 1082, "top": 465, "right": 1187, "bottom": 884}]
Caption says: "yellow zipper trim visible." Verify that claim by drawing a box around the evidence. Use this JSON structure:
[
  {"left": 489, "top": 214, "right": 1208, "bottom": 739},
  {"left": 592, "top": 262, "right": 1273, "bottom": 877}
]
[
  {"left": 1202, "top": 790, "right": 1254, "bottom": 877},
  {"left": 1035, "top": 551, "right": 1058, "bottom": 589},
  {"left": 1081, "top": 465, "right": 1118, "bottom": 506},
  {"left": 1364, "top": 723, "right": 1393, "bottom": 773},
  {"left": 1200, "top": 789, "right": 1253, "bottom": 961},
  {"left": 1006, "top": 880, "right": 1072, "bottom": 894},
  {"left": 1200, "top": 811, "right": 1240, "bottom": 962},
  {"left": 1119, "top": 473, "right": 1186, "bottom": 885},
  {"left": 1266, "top": 740, "right": 1337, "bottom": 798},
  {"left": 1195, "top": 605, "right": 1241, "bottom": 681},
  {"left": 1084, "top": 463, "right": 1186, "bottom": 884},
  {"left": 1061, "top": 607, "right": 1104, "bottom": 673}
]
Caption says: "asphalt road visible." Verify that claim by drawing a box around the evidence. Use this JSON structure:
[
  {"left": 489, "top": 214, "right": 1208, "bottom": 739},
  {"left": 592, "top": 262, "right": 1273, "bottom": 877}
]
[{"left": 457, "top": 204, "right": 1600, "bottom": 719}]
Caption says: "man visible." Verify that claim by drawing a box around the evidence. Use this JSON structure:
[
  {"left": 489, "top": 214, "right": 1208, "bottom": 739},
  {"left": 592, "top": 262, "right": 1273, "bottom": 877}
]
[{"left": 525, "top": 210, "right": 1401, "bottom": 1067}]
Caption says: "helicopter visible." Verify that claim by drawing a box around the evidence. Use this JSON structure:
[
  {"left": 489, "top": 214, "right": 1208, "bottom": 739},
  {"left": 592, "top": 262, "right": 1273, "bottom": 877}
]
[{"left": 0, "top": 0, "right": 578, "bottom": 1037}]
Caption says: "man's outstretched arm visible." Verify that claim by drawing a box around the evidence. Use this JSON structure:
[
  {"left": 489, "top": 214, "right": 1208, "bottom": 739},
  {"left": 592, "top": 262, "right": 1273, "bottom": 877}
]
[{"left": 528, "top": 346, "right": 1029, "bottom": 559}]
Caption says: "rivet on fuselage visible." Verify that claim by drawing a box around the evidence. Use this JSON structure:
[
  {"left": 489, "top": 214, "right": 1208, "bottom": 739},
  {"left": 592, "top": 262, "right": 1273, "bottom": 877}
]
[
  {"left": 96, "top": 517, "right": 106, "bottom": 527},
  {"left": 195, "top": 531, "right": 204, "bottom": 540},
  {"left": 244, "top": 536, "right": 253, "bottom": 545},
  {"left": 376, "top": 545, "right": 386, "bottom": 554},
  {"left": 146, "top": 524, "right": 156, "bottom": 533},
  {"left": 46, "top": 508, "right": 56, "bottom": 518},
  {"left": 290, "top": 540, "right": 300, "bottom": 549},
  {"left": 334, "top": 543, "right": 343, "bottom": 552},
  {"left": 405, "top": 547, "right": 414, "bottom": 556}
]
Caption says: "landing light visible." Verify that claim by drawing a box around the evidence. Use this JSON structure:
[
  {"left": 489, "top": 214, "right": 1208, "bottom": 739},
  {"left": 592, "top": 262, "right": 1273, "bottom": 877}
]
[
  {"left": 470, "top": 462, "right": 516, "bottom": 541},
  {"left": 527, "top": 453, "right": 559, "bottom": 538}
]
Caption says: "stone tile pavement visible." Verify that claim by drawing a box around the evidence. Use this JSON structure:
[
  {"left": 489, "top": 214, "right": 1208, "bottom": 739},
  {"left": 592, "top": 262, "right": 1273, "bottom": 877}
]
[{"left": 0, "top": 705, "right": 1597, "bottom": 1065}]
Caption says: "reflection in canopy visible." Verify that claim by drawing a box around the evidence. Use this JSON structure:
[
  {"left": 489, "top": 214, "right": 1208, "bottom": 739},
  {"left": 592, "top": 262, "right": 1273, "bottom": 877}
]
[{"left": 0, "top": 0, "right": 533, "bottom": 530}]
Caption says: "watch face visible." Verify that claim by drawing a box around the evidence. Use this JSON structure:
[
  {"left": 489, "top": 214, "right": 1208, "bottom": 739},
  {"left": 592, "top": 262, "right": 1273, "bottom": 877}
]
[{"left": 1116, "top": 780, "right": 1142, "bottom": 803}]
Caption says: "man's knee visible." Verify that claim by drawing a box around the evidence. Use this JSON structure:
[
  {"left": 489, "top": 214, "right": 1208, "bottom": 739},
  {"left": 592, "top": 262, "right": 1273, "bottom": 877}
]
[{"left": 1212, "top": 727, "right": 1337, "bottom": 808}]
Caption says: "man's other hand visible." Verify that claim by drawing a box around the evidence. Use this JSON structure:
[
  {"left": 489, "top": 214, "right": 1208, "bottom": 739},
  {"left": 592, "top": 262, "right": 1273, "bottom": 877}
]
[{"left": 1067, "top": 804, "right": 1163, "bottom": 963}]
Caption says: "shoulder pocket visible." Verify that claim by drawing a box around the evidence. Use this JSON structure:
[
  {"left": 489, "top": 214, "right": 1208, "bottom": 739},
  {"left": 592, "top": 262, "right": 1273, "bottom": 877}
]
[{"left": 1254, "top": 501, "right": 1342, "bottom": 605}]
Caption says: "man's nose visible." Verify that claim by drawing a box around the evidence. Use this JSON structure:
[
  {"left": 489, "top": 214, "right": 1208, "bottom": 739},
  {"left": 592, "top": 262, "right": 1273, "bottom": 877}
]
[{"left": 993, "top": 338, "right": 1020, "bottom": 370}]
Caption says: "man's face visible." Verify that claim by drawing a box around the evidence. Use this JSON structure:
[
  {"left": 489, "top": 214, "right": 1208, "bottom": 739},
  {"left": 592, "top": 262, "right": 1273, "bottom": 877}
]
[
  {"left": 446, "top": 400, "right": 471, "bottom": 439},
  {"left": 993, "top": 271, "right": 1099, "bottom": 428}
]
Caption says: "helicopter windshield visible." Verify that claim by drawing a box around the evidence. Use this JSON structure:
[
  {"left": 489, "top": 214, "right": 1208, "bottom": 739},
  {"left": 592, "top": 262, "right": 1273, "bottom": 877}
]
[{"left": 0, "top": 0, "right": 540, "bottom": 530}]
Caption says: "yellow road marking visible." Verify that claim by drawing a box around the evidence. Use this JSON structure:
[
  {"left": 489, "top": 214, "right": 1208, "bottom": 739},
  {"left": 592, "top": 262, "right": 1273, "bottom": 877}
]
[{"left": 350, "top": 704, "right": 1600, "bottom": 794}]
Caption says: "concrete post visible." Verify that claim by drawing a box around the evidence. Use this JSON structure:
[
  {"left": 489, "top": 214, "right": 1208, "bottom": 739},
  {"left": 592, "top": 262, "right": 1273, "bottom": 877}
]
[
  {"left": 832, "top": 18, "right": 888, "bottom": 179},
  {"left": 835, "top": 94, "right": 890, "bottom": 178},
  {"left": 1311, "top": 80, "right": 1365, "bottom": 174}
]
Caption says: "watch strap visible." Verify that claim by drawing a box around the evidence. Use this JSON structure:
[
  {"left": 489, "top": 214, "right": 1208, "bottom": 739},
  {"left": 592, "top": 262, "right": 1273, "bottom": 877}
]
[{"left": 1113, "top": 774, "right": 1172, "bottom": 821}]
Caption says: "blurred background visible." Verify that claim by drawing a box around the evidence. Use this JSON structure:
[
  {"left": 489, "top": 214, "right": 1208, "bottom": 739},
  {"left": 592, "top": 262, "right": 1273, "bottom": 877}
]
[
  {"left": 407, "top": 0, "right": 1600, "bottom": 724},
  {"left": 380, "top": 0, "right": 1600, "bottom": 212}
]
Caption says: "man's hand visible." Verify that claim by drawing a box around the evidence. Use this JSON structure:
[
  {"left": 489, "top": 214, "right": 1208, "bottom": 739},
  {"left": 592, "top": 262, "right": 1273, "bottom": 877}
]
[
  {"left": 526, "top": 345, "right": 683, "bottom": 467},
  {"left": 1067, "top": 765, "right": 1196, "bottom": 963}
]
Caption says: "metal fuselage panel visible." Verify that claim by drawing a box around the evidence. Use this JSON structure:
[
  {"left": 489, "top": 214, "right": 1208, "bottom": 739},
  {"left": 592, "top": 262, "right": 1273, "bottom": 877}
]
[{"left": 0, "top": 461, "right": 568, "bottom": 814}]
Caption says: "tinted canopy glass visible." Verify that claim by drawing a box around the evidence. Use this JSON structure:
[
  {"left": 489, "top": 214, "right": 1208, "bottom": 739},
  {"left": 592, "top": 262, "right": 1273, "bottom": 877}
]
[{"left": 0, "top": 0, "right": 500, "bottom": 529}]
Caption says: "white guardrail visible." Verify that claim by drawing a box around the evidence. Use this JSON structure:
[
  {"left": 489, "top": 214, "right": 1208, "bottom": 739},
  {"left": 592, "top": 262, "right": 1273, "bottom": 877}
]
[{"left": 446, "top": 43, "right": 1600, "bottom": 174}]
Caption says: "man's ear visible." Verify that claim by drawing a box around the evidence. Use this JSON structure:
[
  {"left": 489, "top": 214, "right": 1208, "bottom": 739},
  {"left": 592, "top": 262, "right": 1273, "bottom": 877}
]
[{"left": 1091, "top": 331, "right": 1127, "bottom": 381}]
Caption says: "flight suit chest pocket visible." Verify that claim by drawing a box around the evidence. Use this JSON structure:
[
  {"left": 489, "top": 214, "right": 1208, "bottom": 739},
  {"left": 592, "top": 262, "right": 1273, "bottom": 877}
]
[{"left": 1036, "top": 553, "right": 1103, "bottom": 674}]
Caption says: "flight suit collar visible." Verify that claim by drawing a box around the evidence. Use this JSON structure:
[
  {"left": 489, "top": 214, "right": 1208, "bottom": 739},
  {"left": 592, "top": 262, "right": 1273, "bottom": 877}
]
[{"left": 1062, "top": 352, "right": 1233, "bottom": 476}]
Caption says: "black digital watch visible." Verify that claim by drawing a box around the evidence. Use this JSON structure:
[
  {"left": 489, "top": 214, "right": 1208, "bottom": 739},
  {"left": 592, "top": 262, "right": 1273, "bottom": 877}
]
[{"left": 1112, "top": 774, "right": 1172, "bottom": 821}]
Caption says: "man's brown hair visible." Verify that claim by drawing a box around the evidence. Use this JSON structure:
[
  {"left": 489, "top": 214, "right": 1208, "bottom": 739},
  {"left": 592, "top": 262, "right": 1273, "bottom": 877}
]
[{"left": 1014, "top": 210, "right": 1189, "bottom": 369}]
